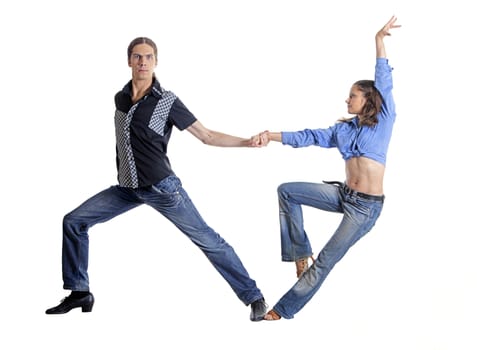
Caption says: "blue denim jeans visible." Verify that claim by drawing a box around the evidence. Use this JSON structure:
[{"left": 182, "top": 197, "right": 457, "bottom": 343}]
[
  {"left": 273, "top": 181, "right": 384, "bottom": 319},
  {"left": 62, "top": 175, "right": 263, "bottom": 305}
]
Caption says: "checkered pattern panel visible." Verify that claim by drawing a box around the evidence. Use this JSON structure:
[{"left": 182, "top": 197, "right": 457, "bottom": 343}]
[
  {"left": 148, "top": 91, "right": 177, "bottom": 136},
  {"left": 115, "top": 107, "right": 139, "bottom": 187}
]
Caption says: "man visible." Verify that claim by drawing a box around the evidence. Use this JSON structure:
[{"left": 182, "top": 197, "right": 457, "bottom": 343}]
[{"left": 45, "top": 37, "right": 268, "bottom": 321}]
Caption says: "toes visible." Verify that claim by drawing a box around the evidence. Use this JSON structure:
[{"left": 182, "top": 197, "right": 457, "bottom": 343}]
[{"left": 264, "top": 310, "right": 281, "bottom": 321}]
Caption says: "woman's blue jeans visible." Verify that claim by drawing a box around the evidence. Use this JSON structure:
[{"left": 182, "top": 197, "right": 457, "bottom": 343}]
[
  {"left": 273, "top": 181, "right": 384, "bottom": 319},
  {"left": 61, "top": 175, "right": 263, "bottom": 305}
]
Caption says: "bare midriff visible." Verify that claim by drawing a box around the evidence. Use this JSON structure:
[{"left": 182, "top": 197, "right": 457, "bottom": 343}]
[{"left": 345, "top": 157, "right": 385, "bottom": 195}]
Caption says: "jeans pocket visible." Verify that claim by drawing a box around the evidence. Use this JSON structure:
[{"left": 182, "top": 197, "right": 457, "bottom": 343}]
[
  {"left": 148, "top": 176, "right": 184, "bottom": 209},
  {"left": 345, "top": 197, "right": 371, "bottom": 216},
  {"left": 151, "top": 176, "right": 181, "bottom": 194}
]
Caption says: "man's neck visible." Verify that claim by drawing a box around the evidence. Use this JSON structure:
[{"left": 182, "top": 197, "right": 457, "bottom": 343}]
[{"left": 131, "top": 78, "right": 153, "bottom": 103}]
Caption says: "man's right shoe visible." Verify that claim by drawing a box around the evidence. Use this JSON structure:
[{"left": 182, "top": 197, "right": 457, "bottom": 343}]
[
  {"left": 250, "top": 297, "right": 268, "bottom": 321},
  {"left": 45, "top": 292, "right": 94, "bottom": 314}
]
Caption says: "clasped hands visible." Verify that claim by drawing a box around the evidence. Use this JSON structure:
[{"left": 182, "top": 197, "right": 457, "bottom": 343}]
[{"left": 249, "top": 130, "right": 271, "bottom": 147}]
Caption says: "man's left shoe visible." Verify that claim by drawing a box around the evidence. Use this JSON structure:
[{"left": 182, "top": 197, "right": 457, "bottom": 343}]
[
  {"left": 45, "top": 292, "right": 94, "bottom": 314},
  {"left": 250, "top": 297, "right": 268, "bottom": 321}
]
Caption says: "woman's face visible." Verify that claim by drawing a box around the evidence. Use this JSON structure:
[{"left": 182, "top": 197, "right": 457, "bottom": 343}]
[{"left": 346, "top": 85, "right": 366, "bottom": 116}]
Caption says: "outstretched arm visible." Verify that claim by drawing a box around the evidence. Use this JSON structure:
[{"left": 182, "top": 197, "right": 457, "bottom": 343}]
[
  {"left": 187, "top": 120, "right": 260, "bottom": 147},
  {"left": 376, "top": 16, "right": 401, "bottom": 58}
]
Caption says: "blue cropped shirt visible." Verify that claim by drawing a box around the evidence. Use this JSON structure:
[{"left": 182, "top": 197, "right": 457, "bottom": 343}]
[{"left": 281, "top": 58, "right": 396, "bottom": 165}]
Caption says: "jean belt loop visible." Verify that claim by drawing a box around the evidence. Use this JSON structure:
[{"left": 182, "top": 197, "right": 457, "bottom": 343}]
[{"left": 343, "top": 183, "right": 354, "bottom": 196}]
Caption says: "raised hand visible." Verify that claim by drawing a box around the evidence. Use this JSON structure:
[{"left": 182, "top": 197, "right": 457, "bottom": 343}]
[
  {"left": 376, "top": 16, "right": 401, "bottom": 58},
  {"left": 377, "top": 15, "right": 401, "bottom": 39}
]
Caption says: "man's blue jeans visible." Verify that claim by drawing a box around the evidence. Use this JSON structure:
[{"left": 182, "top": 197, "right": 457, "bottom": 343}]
[
  {"left": 273, "top": 181, "right": 384, "bottom": 319},
  {"left": 62, "top": 175, "right": 263, "bottom": 305}
]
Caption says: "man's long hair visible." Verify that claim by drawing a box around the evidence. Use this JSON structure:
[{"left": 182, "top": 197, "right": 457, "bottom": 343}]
[{"left": 127, "top": 37, "right": 158, "bottom": 59}]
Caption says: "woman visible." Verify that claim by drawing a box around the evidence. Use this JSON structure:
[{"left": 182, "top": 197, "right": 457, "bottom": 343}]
[{"left": 257, "top": 16, "right": 401, "bottom": 320}]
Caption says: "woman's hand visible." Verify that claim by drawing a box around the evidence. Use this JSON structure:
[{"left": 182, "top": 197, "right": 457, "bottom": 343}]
[{"left": 376, "top": 16, "right": 401, "bottom": 58}]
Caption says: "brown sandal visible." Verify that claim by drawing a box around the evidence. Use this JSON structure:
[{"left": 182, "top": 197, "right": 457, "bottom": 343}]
[
  {"left": 295, "top": 256, "right": 315, "bottom": 278},
  {"left": 263, "top": 309, "right": 281, "bottom": 321}
]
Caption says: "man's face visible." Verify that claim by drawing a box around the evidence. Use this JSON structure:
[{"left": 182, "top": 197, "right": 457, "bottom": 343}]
[{"left": 128, "top": 43, "right": 157, "bottom": 81}]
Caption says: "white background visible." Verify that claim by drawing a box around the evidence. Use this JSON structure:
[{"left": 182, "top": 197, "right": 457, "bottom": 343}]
[{"left": 1, "top": 1, "right": 476, "bottom": 349}]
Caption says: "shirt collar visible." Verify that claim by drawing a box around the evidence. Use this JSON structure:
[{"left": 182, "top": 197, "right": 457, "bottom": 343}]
[
  {"left": 151, "top": 78, "right": 164, "bottom": 98},
  {"left": 121, "top": 77, "right": 164, "bottom": 98},
  {"left": 350, "top": 117, "right": 360, "bottom": 128}
]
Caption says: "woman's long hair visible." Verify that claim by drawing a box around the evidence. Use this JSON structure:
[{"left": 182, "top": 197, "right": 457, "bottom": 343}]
[{"left": 340, "top": 80, "right": 383, "bottom": 127}]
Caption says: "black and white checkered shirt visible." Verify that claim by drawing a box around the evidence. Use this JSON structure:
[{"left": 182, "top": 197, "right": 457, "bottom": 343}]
[{"left": 114, "top": 78, "right": 197, "bottom": 188}]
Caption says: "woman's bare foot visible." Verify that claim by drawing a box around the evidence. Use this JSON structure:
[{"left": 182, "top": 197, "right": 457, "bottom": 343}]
[
  {"left": 263, "top": 309, "right": 281, "bottom": 321},
  {"left": 296, "top": 256, "right": 315, "bottom": 278}
]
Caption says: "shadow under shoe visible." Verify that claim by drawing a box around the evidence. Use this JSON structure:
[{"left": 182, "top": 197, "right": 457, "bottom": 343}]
[
  {"left": 295, "top": 256, "right": 315, "bottom": 278},
  {"left": 45, "top": 292, "right": 94, "bottom": 314}
]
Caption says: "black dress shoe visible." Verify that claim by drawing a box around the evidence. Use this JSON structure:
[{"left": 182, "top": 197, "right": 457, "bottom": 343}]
[
  {"left": 250, "top": 297, "right": 268, "bottom": 321},
  {"left": 45, "top": 292, "right": 94, "bottom": 314}
]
